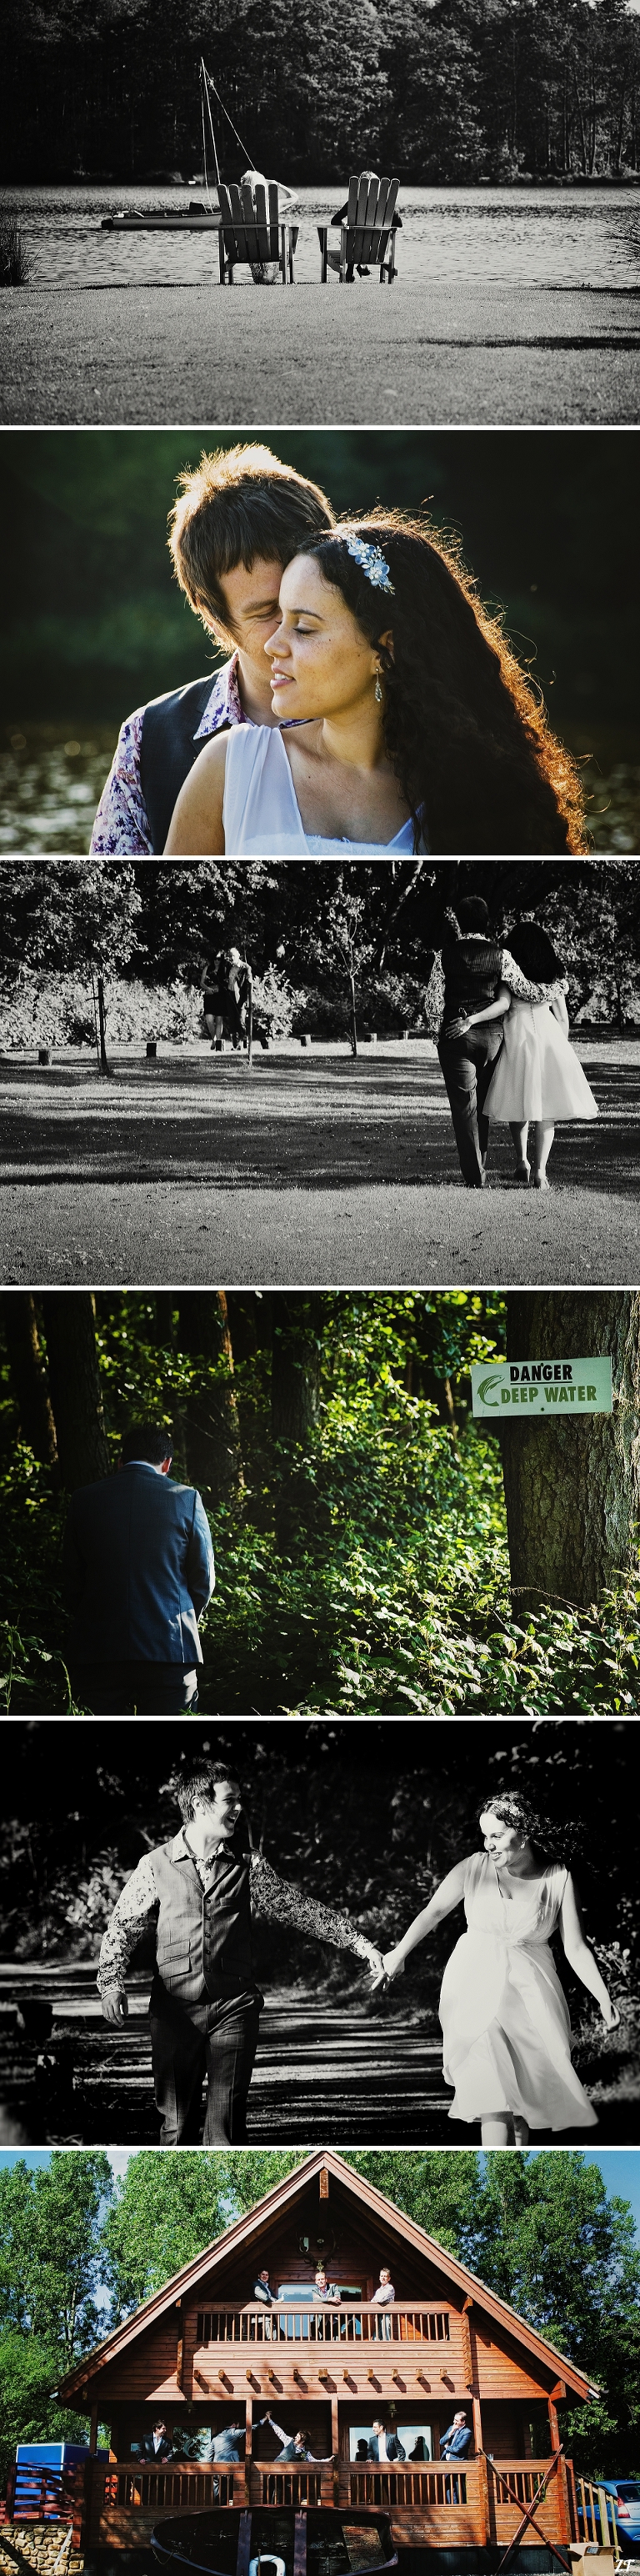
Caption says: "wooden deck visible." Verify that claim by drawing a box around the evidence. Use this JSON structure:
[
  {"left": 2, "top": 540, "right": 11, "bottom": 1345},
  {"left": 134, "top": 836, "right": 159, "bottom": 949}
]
[
  {"left": 14, "top": 2452, "right": 578, "bottom": 2556},
  {"left": 0, "top": 1965, "right": 451, "bottom": 2144}
]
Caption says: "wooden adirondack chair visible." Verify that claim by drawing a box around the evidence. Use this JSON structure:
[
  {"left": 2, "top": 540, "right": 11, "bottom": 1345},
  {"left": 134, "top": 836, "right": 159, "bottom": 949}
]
[
  {"left": 218, "top": 179, "right": 297, "bottom": 283},
  {"left": 318, "top": 173, "right": 400, "bottom": 283}
]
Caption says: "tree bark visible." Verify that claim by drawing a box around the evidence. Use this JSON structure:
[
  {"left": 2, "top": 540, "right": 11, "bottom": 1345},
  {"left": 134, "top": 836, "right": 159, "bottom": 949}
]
[
  {"left": 2, "top": 1293, "right": 58, "bottom": 1466},
  {"left": 39, "top": 1292, "right": 109, "bottom": 1490},
  {"left": 175, "top": 1291, "right": 243, "bottom": 1501},
  {"left": 502, "top": 1291, "right": 640, "bottom": 1606},
  {"left": 271, "top": 1294, "right": 326, "bottom": 1550}
]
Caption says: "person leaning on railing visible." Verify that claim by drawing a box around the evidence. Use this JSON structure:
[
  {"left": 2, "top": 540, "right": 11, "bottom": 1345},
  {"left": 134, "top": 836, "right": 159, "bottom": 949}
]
[{"left": 370, "top": 2266, "right": 395, "bottom": 2339}]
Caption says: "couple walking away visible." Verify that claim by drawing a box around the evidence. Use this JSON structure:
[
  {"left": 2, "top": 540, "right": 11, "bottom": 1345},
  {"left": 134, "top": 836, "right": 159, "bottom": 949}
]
[
  {"left": 98, "top": 1762, "right": 618, "bottom": 2147},
  {"left": 91, "top": 440, "right": 588, "bottom": 859},
  {"left": 436, "top": 895, "right": 598, "bottom": 1190}
]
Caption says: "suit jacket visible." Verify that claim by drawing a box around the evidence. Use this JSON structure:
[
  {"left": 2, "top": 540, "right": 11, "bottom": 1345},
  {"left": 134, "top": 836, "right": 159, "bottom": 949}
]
[
  {"left": 206, "top": 2432, "right": 243, "bottom": 2463},
  {"left": 141, "top": 2434, "right": 173, "bottom": 2461},
  {"left": 366, "top": 2434, "right": 406, "bottom": 2462},
  {"left": 441, "top": 2424, "right": 472, "bottom": 2458},
  {"left": 63, "top": 1462, "right": 214, "bottom": 1664}
]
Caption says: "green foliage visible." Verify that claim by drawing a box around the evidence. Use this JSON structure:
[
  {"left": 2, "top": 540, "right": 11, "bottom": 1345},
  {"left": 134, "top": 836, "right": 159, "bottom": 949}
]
[
  {"left": 0, "top": 2331, "right": 89, "bottom": 2489},
  {"left": 2, "top": 1289, "right": 639, "bottom": 1716},
  {"left": 0, "top": 2153, "right": 113, "bottom": 2353},
  {"left": 102, "top": 2152, "right": 310, "bottom": 2318}
]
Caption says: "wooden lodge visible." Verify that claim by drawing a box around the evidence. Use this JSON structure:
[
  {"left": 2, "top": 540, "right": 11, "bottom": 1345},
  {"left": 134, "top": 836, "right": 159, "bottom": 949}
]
[{"left": 56, "top": 2151, "right": 598, "bottom": 2566}]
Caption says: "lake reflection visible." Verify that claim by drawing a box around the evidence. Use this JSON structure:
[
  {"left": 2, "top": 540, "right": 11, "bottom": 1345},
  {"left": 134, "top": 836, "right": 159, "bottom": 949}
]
[
  {"left": 1, "top": 724, "right": 638, "bottom": 854},
  {"left": 9, "top": 183, "right": 640, "bottom": 291}
]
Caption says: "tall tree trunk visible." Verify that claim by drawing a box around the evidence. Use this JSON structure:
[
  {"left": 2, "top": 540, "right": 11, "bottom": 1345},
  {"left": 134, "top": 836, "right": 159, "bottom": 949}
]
[
  {"left": 502, "top": 1292, "right": 640, "bottom": 1606},
  {"left": 2, "top": 1293, "right": 58, "bottom": 1466},
  {"left": 39, "top": 1293, "right": 109, "bottom": 1490},
  {"left": 175, "top": 1291, "right": 243, "bottom": 1502},
  {"left": 271, "top": 1294, "right": 326, "bottom": 1550}
]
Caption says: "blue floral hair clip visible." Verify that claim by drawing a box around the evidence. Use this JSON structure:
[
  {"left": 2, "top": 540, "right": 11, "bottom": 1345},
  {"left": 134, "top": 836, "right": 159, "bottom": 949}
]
[{"left": 345, "top": 536, "right": 395, "bottom": 594}]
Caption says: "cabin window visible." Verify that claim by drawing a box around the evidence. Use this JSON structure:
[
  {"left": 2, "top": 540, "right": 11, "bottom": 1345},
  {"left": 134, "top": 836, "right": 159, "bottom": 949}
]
[{"left": 349, "top": 2423, "right": 432, "bottom": 2461}]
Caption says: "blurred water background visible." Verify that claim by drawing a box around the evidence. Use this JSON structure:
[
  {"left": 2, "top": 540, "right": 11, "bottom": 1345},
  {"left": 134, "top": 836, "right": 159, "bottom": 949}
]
[{"left": 1, "top": 723, "right": 638, "bottom": 854}]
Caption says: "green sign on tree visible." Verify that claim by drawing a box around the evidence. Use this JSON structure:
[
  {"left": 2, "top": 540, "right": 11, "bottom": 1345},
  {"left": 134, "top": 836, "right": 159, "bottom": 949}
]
[{"left": 472, "top": 1357, "right": 613, "bottom": 1418}]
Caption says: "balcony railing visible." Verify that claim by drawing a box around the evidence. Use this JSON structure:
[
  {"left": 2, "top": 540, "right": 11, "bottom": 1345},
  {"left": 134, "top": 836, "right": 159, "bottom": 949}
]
[
  {"left": 196, "top": 2303, "right": 452, "bottom": 2348},
  {"left": 350, "top": 2462, "right": 467, "bottom": 2510},
  {"left": 253, "top": 2467, "right": 330, "bottom": 2508}
]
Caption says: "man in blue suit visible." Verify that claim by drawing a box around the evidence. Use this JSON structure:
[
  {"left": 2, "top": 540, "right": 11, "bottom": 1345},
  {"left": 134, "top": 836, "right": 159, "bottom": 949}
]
[
  {"left": 441, "top": 2411, "right": 472, "bottom": 2503},
  {"left": 62, "top": 1420, "right": 214, "bottom": 1712}
]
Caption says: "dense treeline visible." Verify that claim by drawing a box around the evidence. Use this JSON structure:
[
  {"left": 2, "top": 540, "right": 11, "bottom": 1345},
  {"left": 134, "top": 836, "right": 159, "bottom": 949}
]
[
  {"left": 0, "top": 2147, "right": 638, "bottom": 2478},
  {"left": 2, "top": 1285, "right": 640, "bottom": 1715},
  {"left": 2, "top": 860, "right": 640, "bottom": 1035},
  {"left": 3, "top": 0, "right": 640, "bottom": 183}
]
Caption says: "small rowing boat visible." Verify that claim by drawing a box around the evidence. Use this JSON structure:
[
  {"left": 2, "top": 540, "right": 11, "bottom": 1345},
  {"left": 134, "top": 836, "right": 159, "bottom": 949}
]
[{"left": 102, "top": 202, "right": 221, "bottom": 230}]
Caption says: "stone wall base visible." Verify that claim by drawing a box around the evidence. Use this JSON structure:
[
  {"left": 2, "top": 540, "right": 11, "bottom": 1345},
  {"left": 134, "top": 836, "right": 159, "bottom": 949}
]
[{"left": 0, "top": 2520, "right": 84, "bottom": 2576}]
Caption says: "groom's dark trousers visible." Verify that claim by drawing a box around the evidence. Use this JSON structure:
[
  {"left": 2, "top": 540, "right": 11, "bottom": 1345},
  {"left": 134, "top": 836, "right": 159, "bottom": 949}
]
[{"left": 438, "top": 1022, "right": 504, "bottom": 1187}]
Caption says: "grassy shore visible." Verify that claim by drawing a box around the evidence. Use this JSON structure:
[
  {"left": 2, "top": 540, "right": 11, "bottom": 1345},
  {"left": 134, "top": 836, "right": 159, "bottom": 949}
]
[{"left": 2, "top": 280, "right": 640, "bottom": 424}]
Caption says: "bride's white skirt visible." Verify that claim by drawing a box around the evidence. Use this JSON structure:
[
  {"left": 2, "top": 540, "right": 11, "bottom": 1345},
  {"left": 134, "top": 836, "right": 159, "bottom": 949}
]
[
  {"left": 484, "top": 1002, "right": 599, "bottom": 1125},
  {"left": 440, "top": 1929, "right": 598, "bottom": 2131}
]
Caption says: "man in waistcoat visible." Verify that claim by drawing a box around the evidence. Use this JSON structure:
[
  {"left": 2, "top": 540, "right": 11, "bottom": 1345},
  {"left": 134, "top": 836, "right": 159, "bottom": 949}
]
[
  {"left": 98, "top": 1759, "right": 382, "bottom": 2146},
  {"left": 436, "top": 895, "right": 541, "bottom": 1188},
  {"left": 90, "top": 444, "right": 334, "bottom": 857},
  {"left": 62, "top": 1419, "right": 214, "bottom": 1714}
]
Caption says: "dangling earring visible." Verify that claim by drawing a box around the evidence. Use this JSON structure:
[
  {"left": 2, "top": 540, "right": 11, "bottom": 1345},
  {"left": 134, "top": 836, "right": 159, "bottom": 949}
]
[{"left": 374, "top": 672, "right": 382, "bottom": 703}]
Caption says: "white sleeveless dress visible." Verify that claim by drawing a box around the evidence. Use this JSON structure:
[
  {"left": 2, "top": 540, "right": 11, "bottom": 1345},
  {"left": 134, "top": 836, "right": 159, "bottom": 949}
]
[
  {"left": 484, "top": 983, "right": 598, "bottom": 1124},
  {"left": 439, "top": 1851, "right": 598, "bottom": 2132},
  {"left": 222, "top": 723, "right": 421, "bottom": 854}
]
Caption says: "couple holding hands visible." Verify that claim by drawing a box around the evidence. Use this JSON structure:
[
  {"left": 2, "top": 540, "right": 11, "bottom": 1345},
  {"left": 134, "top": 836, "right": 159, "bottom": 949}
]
[{"left": 98, "top": 1762, "right": 619, "bottom": 2153}]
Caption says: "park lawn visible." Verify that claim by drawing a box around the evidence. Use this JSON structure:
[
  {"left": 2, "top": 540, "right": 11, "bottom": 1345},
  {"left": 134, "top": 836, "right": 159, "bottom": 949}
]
[{"left": 0, "top": 1175, "right": 637, "bottom": 1286}]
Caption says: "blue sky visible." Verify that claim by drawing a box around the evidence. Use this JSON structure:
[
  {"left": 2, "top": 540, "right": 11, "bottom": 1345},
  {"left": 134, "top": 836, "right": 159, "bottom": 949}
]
[{"left": 1, "top": 2147, "right": 639, "bottom": 2240}]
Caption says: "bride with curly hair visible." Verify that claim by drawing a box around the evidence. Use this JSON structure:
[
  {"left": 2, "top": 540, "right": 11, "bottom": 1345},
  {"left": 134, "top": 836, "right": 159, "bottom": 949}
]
[
  {"left": 371, "top": 1791, "right": 620, "bottom": 2145},
  {"left": 164, "top": 514, "right": 588, "bottom": 858}
]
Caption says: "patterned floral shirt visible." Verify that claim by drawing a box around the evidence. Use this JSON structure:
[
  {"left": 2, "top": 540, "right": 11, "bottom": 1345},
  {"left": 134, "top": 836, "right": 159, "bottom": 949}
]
[
  {"left": 428, "top": 948, "right": 552, "bottom": 1029},
  {"left": 89, "top": 654, "right": 247, "bottom": 856},
  {"left": 97, "top": 1835, "right": 379, "bottom": 1993}
]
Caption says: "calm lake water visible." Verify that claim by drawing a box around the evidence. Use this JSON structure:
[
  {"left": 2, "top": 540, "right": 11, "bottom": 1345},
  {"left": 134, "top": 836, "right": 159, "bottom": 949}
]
[
  {"left": 10, "top": 183, "right": 640, "bottom": 290},
  {"left": 1, "top": 723, "right": 638, "bottom": 853}
]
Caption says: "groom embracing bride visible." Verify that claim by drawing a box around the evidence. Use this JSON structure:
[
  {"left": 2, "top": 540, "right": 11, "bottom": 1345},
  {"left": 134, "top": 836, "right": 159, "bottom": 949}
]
[{"left": 435, "top": 895, "right": 598, "bottom": 1191}]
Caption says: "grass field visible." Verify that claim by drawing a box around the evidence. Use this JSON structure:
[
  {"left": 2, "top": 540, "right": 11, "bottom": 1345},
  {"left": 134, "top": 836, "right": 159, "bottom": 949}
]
[{"left": 1, "top": 1038, "right": 638, "bottom": 1285}]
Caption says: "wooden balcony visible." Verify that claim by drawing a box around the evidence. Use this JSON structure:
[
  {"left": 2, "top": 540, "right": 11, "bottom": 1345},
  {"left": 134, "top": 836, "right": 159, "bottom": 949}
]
[
  {"left": 196, "top": 2302, "right": 452, "bottom": 2349},
  {"left": 7, "top": 2450, "right": 575, "bottom": 2557},
  {"left": 192, "top": 2303, "right": 458, "bottom": 2401}
]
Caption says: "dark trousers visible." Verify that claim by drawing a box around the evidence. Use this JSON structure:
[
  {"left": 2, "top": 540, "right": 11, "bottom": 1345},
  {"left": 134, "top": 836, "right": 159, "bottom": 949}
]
[
  {"left": 438, "top": 1025, "right": 503, "bottom": 1187},
  {"left": 72, "top": 1661, "right": 199, "bottom": 1714},
  {"left": 150, "top": 1987, "right": 262, "bottom": 2144}
]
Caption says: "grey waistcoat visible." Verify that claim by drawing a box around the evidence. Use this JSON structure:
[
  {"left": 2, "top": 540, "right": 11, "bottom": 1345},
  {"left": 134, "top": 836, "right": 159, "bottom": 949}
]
[{"left": 149, "top": 1836, "right": 254, "bottom": 2006}]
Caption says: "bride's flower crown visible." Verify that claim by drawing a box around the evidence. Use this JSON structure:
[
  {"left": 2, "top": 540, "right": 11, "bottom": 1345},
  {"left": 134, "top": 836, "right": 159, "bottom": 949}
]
[{"left": 345, "top": 535, "right": 395, "bottom": 594}]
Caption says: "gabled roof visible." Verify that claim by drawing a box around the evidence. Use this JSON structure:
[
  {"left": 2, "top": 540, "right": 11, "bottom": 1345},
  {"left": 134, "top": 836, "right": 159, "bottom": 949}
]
[{"left": 59, "top": 2148, "right": 598, "bottom": 2403}]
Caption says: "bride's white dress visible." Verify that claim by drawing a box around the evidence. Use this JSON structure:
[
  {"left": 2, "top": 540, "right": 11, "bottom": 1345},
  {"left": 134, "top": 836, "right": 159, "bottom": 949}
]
[
  {"left": 440, "top": 1851, "right": 598, "bottom": 2131},
  {"left": 484, "top": 985, "right": 598, "bottom": 1124},
  {"left": 222, "top": 724, "right": 421, "bottom": 854}
]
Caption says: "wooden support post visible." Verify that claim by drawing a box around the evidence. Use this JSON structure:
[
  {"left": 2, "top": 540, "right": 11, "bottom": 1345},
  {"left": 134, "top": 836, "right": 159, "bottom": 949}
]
[
  {"left": 319, "top": 2166, "right": 329, "bottom": 2201},
  {"left": 548, "top": 2397, "right": 561, "bottom": 2451},
  {"left": 238, "top": 2509, "right": 252, "bottom": 2576},
  {"left": 89, "top": 2404, "right": 99, "bottom": 2455},
  {"left": 244, "top": 2391, "right": 252, "bottom": 2508},
  {"left": 477, "top": 2447, "right": 491, "bottom": 2549},
  {"left": 293, "top": 2511, "right": 307, "bottom": 2576},
  {"left": 331, "top": 2396, "right": 339, "bottom": 2505},
  {"left": 176, "top": 2299, "right": 183, "bottom": 2393},
  {"left": 472, "top": 2394, "right": 483, "bottom": 2458},
  {"left": 462, "top": 2298, "right": 473, "bottom": 2390}
]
